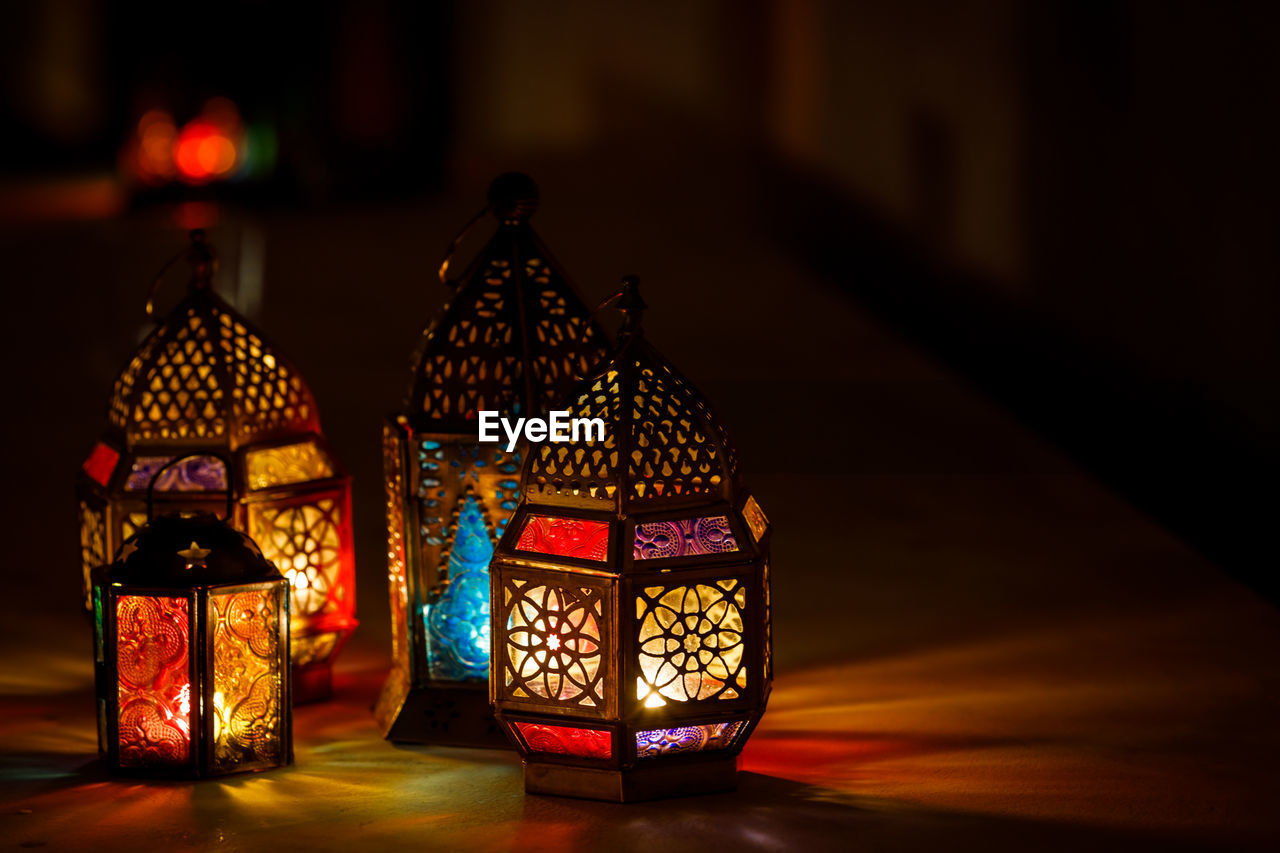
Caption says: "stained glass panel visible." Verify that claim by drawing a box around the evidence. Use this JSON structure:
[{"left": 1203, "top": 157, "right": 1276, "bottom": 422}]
[
  {"left": 635, "top": 720, "right": 744, "bottom": 759},
  {"left": 633, "top": 515, "right": 738, "bottom": 560},
  {"left": 250, "top": 499, "right": 344, "bottom": 618},
  {"left": 211, "top": 588, "right": 284, "bottom": 770},
  {"left": 635, "top": 580, "right": 748, "bottom": 706},
  {"left": 126, "top": 455, "right": 228, "bottom": 491},
  {"left": 741, "top": 496, "right": 768, "bottom": 543},
  {"left": 516, "top": 515, "right": 609, "bottom": 561},
  {"left": 503, "top": 579, "right": 606, "bottom": 708},
  {"left": 514, "top": 721, "right": 612, "bottom": 759},
  {"left": 246, "top": 441, "right": 334, "bottom": 490},
  {"left": 116, "top": 595, "right": 191, "bottom": 768},
  {"left": 83, "top": 442, "right": 119, "bottom": 487},
  {"left": 425, "top": 496, "right": 493, "bottom": 681}
]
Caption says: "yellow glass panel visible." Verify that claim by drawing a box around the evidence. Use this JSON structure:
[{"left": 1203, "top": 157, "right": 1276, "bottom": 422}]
[
  {"left": 635, "top": 580, "right": 747, "bottom": 705},
  {"left": 742, "top": 495, "right": 768, "bottom": 543},
  {"left": 246, "top": 441, "right": 334, "bottom": 490},
  {"left": 211, "top": 587, "right": 284, "bottom": 770}
]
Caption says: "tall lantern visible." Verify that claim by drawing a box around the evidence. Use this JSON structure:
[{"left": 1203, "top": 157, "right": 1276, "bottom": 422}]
[
  {"left": 77, "top": 231, "right": 356, "bottom": 703},
  {"left": 375, "top": 174, "right": 610, "bottom": 744},
  {"left": 92, "top": 458, "right": 292, "bottom": 778},
  {"left": 491, "top": 279, "right": 773, "bottom": 801}
]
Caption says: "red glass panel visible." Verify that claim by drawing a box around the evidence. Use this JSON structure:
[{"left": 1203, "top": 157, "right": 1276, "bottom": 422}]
[
  {"left": 83, "top": 442, "right": 120, "bottom": 487},
  {"left": 516, "top": 515, "right": 609, "bottom": 561},
  {"left": 116, "top": 595, "right": 191, "bottom": 768},
  {"left": 514, "top": 721, "right": 612, "bottom": 759}
]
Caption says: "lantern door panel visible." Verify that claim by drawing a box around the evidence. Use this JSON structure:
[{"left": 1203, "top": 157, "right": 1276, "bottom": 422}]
[
  {"left": 496, "top": 572, "right": 615, "bottom": 718},
  {"left": 112, "top": 593, "right": 196, "bottom": 772},
  {"left": 207, "top": 585, "right": 288, "bottom": 773}
]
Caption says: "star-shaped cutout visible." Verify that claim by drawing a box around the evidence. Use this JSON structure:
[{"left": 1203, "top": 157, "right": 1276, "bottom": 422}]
[{"left": 177, "top": 541, "right": 211, "bottom": 566}]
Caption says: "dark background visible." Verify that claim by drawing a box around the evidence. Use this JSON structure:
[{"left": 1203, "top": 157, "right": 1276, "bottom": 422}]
[{"left": 2, "top": 2, "right": 1279, "bottom": 847}]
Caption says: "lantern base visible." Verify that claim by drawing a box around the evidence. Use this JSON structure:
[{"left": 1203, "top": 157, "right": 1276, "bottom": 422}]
[
  {"left": 376, "top": 678, "right": 509, "bottom": 748},
  {"left": 523, "top": 754, "right": 741, "bottom": 802},
  {"left": 293, "top": 663, "right": 333, "bottom": 705}
]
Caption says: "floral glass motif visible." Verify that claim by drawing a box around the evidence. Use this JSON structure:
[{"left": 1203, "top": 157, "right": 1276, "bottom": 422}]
[
  {"left": 116, "top": 595, "right": 191, "bottom": 768},
  {"left": 245, "top": 441, "right": 334, "bottom": 490},
  {"left": 83, "top": 442, "right": 119, "bottom": 487},
  {"left": 633, "top": 516, "right": 738, "bottom": 560},
  {"left": 503, "top": 579, "right": 606, "bottom": 708},
  {"left": 635, "top": 720, "right": 744, "bottom": 759},
  {"left": 741, "top": 496, "right": 768, "bottom": 543},
  {"left": 126, "top": 455, "right": 228, "bottom": 491},
  {"left": 425, "top": 496, "right": 494, "bottom": 680},
  {"left": 514, "top": 721, "right": 612, "bottom": 759},
  {"left": 249, "top": 500, "right": 343, "bottom": 617},
  {"left": 211, "top": 588, "right": 283, "bottom": 771},
  {"left": 517, "top": 515, "right": 609, "bottom": 561},
  {"left": 636, "top": 580, "right": 747, "bottom": 706}
]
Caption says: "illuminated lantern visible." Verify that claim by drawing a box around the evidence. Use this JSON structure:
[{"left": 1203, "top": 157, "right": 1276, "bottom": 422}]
[
  {"left": 77, "top": 231, "right": 356, "bottom": 703},
  {"left": 491, "top": 279, "right": 772, "bottom": 801},
  {"left": 91, "top": 458, "right": 291, "bottom": 777},
  {"left": 375, "top": 174, "right": 610, "bottom": 744}
]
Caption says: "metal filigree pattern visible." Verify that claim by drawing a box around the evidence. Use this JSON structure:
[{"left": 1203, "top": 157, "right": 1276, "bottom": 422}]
[
  {"left": 79, "top": 502, "right": 107, "bottom": 608},
  {"left": 529, "top": 344, "right": 739, "bottom": 506},
  {"left": 116, "top": 595, "right": 191, "bottom": 768},
  {"left": 126, "top": 455, "right": 228, "bottom": 491},
  {"left": 635, "top": 720, "right": 743, "bottom": 759},
  {"left": 245, "top": 441, "right": 334, "bottom": 490},
  {"left": 211, "top": 588, "right": 283, "bottom": 770},
  {"left": 516, "top": 515, "right": 609, "bottom": 561},
  {"left": 636, "top": 580, "right": 747, "bottom": 706},
  {"left": 515, "top": 721, "right": 612, "bottom": 759},
  {"left": 502, "top": 579, "right": 606, "bottom": 709},
  {"left": 741, "top": 496, "right": 768, "bottom": 543},
  {"left": 633, "top": 516, "right": 738, "bottom": 560},
  {"left": 250, "top": 500, "right": 344, "bottom": 617},
  {"left": 383, "top": 425, "right": 410, "bottom": 674}
]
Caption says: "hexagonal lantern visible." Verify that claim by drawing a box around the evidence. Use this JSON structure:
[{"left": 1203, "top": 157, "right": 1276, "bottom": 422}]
[
  {"left": 77, "top": 231, "right": 356, "bottom": 703},
  {"left": 91, "top": 462, "right": 292, "bottom": 778},
  {"left": 375, "top": 174, "right": 610, "bottom": 745},
  {"left": 490, "top": 279, "right": 773, "bottom": 801}
]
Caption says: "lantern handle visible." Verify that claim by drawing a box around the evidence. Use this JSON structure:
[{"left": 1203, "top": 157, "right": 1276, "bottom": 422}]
[
  {"left": 145, "top": 451, "right": 235, "bottom": 523},
  {"left": 145, "top": 230, "right": 216, "bottom": 321},
  {"left": 436, "top": 204, "right": 490, "bottom": 288}
]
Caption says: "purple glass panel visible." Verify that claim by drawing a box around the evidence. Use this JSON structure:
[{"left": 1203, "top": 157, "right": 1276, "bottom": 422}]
[
  {"left": 635, "top": 720, "right": 744, "bottom": 759},
  {"left": 126, "top": 455, "right": 228, "bottom": 491},
  {"left": 633, "top": 516, "right": 738, "bottom": 560}
]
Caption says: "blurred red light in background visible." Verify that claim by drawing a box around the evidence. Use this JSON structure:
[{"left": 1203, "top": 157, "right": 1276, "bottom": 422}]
[{"left": 174, "top": 121, "right": 237, "bottom": 182}]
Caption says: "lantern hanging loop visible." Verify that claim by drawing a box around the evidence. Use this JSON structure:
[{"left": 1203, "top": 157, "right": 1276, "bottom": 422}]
[
  {"left": 145, "top": 450, "right": 235, "bottom": 522},
  {"left": 437, "top": 172, "right": 540, "bottom": 287},
  {"left": 144, "top": 229, "right": 216, "bottom": 321},
  {"left": 437, "top": 204, "right": 490, "bottom": 287}
]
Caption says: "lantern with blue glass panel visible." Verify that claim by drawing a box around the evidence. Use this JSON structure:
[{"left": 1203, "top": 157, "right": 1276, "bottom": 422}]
[{"left": 375, "top": 174, "right": 609, "bottom": 744}]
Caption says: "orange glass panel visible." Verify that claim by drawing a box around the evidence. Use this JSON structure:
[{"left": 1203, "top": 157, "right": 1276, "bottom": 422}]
[
  {"left": 116, "top": 595, "right": 190, "bottom": 768},
  {"left": 516, "top": 515, "right": 609, "bottom": 561}
]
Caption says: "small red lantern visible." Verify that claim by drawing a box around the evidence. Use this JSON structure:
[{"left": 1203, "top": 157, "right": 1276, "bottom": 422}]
[
  {"left": 92, "top": 456, "right": 292, "bottom": 777},
  {"left": 490, "top": 279, "right": 773, "bottom": 801},
  {"left": 78, "top": 231, "right": 356, "bottom": 702}
]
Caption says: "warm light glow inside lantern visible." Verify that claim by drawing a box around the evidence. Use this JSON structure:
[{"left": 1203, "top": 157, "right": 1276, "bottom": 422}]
[
  {"left": 91, "top": 461, "right": 291, "bottom": 777},
  {"left": 374, "top": 174, "right": 609, "bottom": 744},
  {"left": 491, "top": 280, "right": 772, "bottom": 801},
  {"left": 77, "top": 231, "right": 356, "bottom": 703}
]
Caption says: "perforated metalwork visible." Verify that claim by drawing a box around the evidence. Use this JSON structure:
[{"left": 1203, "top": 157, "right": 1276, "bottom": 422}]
[
  {"left": 249, "top": 500, "right": 345, "bottom": 618},
  {"left": 636, "top": 580, "right": 748, "bottom": 706},
  {"left": 501, "top": 578, "right": 606, "bottom": 709}
]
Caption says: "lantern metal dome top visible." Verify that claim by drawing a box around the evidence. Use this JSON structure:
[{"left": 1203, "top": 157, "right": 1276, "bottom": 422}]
[
  {"left": 110, "top": 511, "right": 281, "bottom": 589},
  {"left": 525, "top": 278, "right": 740, "bottom": 513},
  {"left": 404, "top": 172, "right": 609, "bottom": 434},
  {"left": 107, "top": 230, "right": 320, "bottom": 451}
]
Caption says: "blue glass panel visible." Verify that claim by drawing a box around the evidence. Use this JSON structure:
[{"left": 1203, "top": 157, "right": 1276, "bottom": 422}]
[{"left": 424, "top": 496, "right": 493, "bottom": 681}]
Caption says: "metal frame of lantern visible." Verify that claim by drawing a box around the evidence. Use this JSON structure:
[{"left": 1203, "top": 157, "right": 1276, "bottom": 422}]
[
  {"left": 92, "top": 454, "right": 292, "bottom": 778},
  {"left": 77, "top": 231, "right": 356, "bottom": 704},
  {"left": 374, "top": 174, "right": 610, "bottom": 745},
  {"left": 490, "top": 280, "right": 773, "bottom": 802}
]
